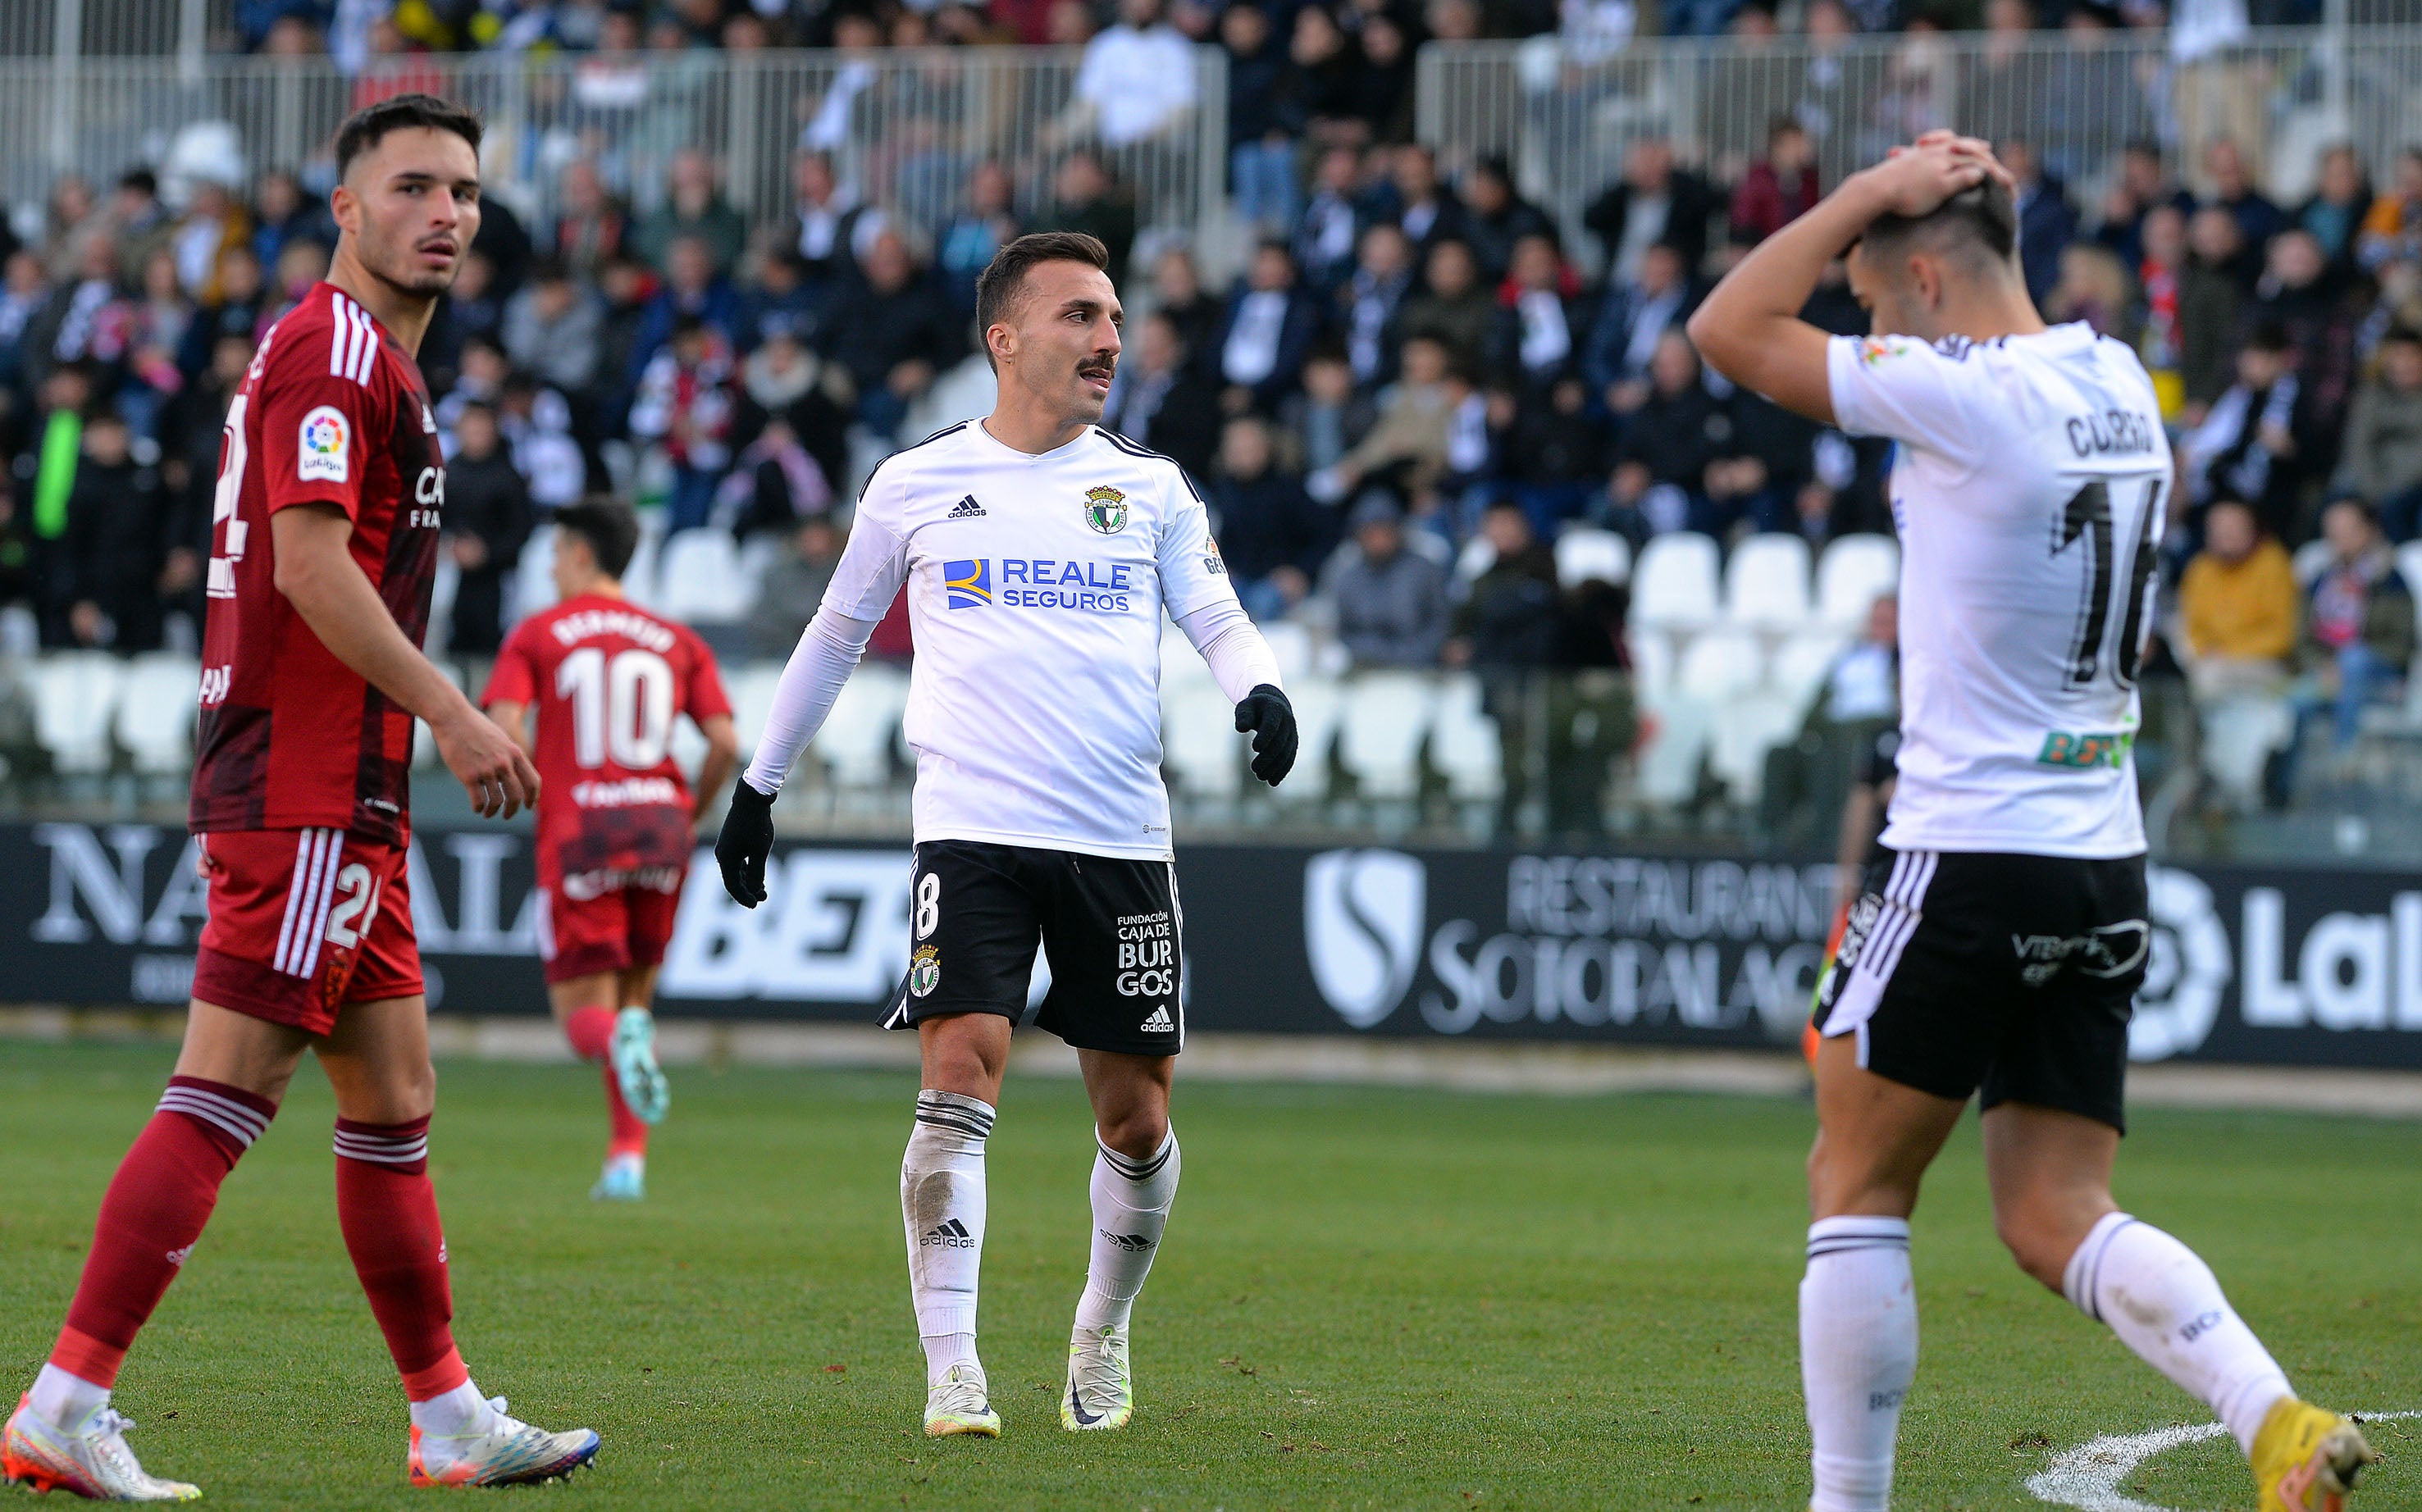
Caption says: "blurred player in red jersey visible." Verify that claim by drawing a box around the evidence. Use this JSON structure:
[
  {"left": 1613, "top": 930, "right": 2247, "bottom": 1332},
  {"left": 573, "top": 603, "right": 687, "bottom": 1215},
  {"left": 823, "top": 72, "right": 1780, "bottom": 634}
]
[
  {"left": 481, "top": 499, "right": 737, "bottom": 1203},
  {"left": 2, "top": 96, "right": 601, "bottom": 1501}
]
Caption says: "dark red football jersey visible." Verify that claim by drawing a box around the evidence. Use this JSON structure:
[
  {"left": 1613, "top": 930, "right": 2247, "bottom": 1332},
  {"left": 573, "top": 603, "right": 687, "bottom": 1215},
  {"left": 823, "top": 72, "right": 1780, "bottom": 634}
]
[
  {"left": 189, "top": 282, "right": 445, "bottom": 845},
  {"left": 481, "top": 592, "right": 732, "bottom": 890}
]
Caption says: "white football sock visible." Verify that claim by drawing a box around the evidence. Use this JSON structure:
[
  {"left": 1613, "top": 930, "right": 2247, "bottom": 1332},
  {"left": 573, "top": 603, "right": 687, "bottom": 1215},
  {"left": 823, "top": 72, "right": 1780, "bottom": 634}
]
[
  {"left": 903, "top": 1091, "right": 993, "bottom": 1384},
  {"left": 2064, "top": 1212, "right": 2292, "bottom": 1455},
  {"left": 408, "top": 1378, "right": 493, "bottom": 1437},
  {"left": 1801, "top": 1216, "right": 1918, "bottom": 1512},
  {"left": 28, "top": 1364, "right": 109, "bottom": 1430},
  {"left": 1073, "top": 1127, "right": 1179, "bottom": 1336}
]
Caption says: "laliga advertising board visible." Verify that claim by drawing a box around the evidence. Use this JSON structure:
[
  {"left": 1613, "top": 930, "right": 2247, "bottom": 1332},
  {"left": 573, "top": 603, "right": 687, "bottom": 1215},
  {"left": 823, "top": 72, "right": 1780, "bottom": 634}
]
[{"left": 5, "top": 822, "right": 2420, "bottom": 1068}]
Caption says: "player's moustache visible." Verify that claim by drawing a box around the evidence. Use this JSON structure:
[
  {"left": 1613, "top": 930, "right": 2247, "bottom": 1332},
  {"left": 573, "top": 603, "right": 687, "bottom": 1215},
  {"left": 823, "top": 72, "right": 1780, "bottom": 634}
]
[{"left": 1078, "top": 355, "right": 1115, "bottom": 380}]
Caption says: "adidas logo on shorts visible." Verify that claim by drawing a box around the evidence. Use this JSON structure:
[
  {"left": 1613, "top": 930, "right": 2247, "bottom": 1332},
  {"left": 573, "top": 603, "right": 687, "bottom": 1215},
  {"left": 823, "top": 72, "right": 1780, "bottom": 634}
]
[
  {"left": 946, "top": 494, "right": 986, "bottom": 519},
  {"left": 921, "top": 1218, "right": 976, "bottom": 1249},
  {"left": 1138, "top": 1005, "right": 1174, "bottom": 1034}
]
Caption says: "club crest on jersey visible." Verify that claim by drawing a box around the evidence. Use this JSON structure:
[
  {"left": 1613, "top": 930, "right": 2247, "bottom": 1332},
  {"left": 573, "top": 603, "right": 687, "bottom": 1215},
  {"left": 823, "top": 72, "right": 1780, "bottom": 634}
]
[
  {"left": 910, "top": 945, "right": 941, "bottom": 998},
  {"left": 1083, "top": 485, "right": 1129, "bottom": 534},
  {"left": 298, "top": 405, "right": 350, "bottom": 483}
]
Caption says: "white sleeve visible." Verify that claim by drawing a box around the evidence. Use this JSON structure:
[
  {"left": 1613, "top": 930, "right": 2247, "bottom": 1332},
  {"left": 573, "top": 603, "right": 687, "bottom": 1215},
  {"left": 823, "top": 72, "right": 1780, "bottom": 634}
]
[
  {"left": 1823, "top": 335, "right": 1986, "bottom": 468},
  {"left": 1175, "top": 599, "right": 1282, "bottom": 704},
  {"left": 1156, "top": 463, "right": 1243, "bottom": 622},
  {"left": 740, "top": 470, "right": 913, "bottom": 794}
]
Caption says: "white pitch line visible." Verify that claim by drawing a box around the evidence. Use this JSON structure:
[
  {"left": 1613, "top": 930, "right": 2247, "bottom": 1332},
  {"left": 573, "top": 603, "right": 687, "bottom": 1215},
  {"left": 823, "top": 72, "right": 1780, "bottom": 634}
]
[{"left": 2027, "top": 1410, "right": 2419, "bottom": 1512}]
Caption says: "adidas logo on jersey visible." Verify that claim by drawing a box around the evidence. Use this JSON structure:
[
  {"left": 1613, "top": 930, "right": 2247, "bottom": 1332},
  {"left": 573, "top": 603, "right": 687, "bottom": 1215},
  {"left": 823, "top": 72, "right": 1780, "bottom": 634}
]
[
  {"left": 946, "top": 494, "right": 986, "bottom": 519},
  {"left": 921, "top": 1218, "right": 976, "bottom": 1249},
  {"left": 1098, "top": 1228, "right": 1155, "bottom": 1252},
  {"left": 1138, "top": 1005, "right": 1174, "bottom": 1034}
]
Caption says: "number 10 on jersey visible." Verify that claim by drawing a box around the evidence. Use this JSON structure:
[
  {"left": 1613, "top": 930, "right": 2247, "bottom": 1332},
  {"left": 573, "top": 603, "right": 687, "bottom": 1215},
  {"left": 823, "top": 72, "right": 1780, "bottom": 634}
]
[{"left": 2057, "top": 473, "right": 2165, "bottom": 691}]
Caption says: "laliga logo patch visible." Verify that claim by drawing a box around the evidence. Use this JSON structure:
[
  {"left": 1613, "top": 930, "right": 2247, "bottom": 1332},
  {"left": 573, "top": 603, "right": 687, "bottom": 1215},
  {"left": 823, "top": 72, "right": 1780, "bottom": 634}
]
[
  {"left": 2127, "top": 866, "right": 2232, "bottom": 1063},
  {"left": 1303, "top": 849, "right": 1426, "bottom": 1029},
  {"left": 297, "top": 405, "right": 350, "bottom": 484},
  {"left": 1083, "top": 484, "right": 1128, "bottom": 534}
]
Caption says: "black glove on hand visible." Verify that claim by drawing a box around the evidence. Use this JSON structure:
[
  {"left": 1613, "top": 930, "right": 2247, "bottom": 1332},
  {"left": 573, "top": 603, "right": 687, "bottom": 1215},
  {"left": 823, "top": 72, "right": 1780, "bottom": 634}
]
[
  {"left": 1234, "top": 683, "right": 1298, "bottom": 786},
  {"left": 715, "top": 778, "right": 778, "bottom": 907}
]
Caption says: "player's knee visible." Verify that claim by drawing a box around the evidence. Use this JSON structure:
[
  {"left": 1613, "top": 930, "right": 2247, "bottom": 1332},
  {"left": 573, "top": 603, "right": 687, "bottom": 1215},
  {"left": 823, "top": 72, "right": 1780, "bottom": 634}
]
[
  {"left": 1992, "top": 1198, "right": 2076, "bottom": 1291},
  {"left": 1095, "top": 1105, "right": 1168, "bottom": 1162}
]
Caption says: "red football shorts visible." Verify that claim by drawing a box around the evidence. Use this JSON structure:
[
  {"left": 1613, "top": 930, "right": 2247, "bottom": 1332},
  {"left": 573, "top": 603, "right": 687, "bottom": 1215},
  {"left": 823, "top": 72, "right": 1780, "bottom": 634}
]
[
  {"left": 535, "top": 876, "right": 682, "bottom": 985},
  {"left": 194, "top": 827, "right": 422, "bottom": 1035}
]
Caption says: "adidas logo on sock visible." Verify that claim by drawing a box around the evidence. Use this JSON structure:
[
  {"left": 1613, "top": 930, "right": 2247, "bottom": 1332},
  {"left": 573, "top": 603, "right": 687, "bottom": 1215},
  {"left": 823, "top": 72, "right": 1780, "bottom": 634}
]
[
  {"left": 1098, "top": 1228, "right": 1155, "bottom": 1251},
  {"left": 946, "top": 494, "right": 986, "bottom": 519},
  {"left": 1138, "top": 1005, "right": 1174, "bottom": 1033},
  {"left": 921, "top": 1218, "right": 976, "bottom": 1249}
]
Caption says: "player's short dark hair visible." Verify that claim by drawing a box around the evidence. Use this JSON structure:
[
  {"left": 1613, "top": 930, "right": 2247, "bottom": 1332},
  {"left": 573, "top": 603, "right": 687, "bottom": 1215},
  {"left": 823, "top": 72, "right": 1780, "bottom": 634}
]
[
  {"left": 973, "top": 231, "right": 1111, "bottom": 370},
  {"left": 1859, "top": 179, "right": 2019, "bottom": 276},
  {"left": 334, "top": 93, "right": 483, "bottom": 181},
  {"left": 2244, "top": 317, "right": 2293, "bottom": 354},
  {"left": 554, "top": 498, "right": 641, "bottom": 581}
]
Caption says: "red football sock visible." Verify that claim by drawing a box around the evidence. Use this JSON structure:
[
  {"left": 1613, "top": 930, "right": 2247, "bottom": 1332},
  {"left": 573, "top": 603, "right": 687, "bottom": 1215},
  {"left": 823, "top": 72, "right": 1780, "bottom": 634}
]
[
  {"left": 52, "top": 1077, "right": 276, "bottom": 1387},
  {"left": 563, "top": 1005, "right": 645, "bottom": 1159},
  {"left": 332, "top": 1116, "right": 468, "bottom": 1401}
]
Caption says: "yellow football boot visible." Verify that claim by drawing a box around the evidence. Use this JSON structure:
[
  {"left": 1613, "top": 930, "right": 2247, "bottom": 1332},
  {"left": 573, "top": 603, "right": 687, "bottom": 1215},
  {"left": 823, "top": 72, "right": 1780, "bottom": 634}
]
[{"left": 2253, "top": 1396, "right": 2377, "bottom": 1512}]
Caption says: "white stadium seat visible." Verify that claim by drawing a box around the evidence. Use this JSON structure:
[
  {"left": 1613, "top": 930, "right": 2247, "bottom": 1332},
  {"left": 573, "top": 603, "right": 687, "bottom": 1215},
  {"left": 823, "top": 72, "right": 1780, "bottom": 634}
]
[
  {"left": 1629, "top": 532, "right": 1722, "bottom": 631},
  {"left": 1634, "top": 694, "right": 1712, "bottom": 808},
  {"left": 1162, "top": 677, "right": 1247, "bottom": 798},
  {"left": 1554, "top": 527, "right": 1631, "bottom": 588},
  {"left": 1708, "top": 690, "right": 1806, "bottom": 803},
  {"left": 1257, "top": 620, "right": 1316, "bottom": 683},
  {"left": 1770, "top": 633, "right": 1847, "bottom": 709},
  {"left": 2399, "top": 543, "right": 2422, "bottom": 629},
  {"left": 1430, "top": 672, "right": 1502, "bottom": 800},
  {"left": 510, "top": 524, "right": 558, "bottom": 623},
  {"left": 1337, "top": 672, "right": 1438, "bottom": 799},
  {"left": 1628, "top": 630, "right": 1675, "bottom": 701},
  {"left": 115, "top": 655, "right": 201, "bottom": 776},
  {"left": 1675, "top": 629, "right": 1764, "bottom": 701},
  {"left": 619, "top": 525, "right": 665, "bottom": 610},
  {"left": 811, "top": 663, "right": 910, "bottom": 790},
  {"left": 1814, "top": 534, "right": 1900, "bottom": 629},
  {"left": 1281, "top": 672, "right": 1343, "bottom": 795},
  {"left": 1723, "top": 534, "right": 1813, "bottom": 629},
  {"left": 725, "top": 664, "right": 786, "bottom": 758},
  {"left": 2201, "top": 695, "right": 2294, "bottom": 811},
  {"left": 32, "top": 654, "right": 124, "bottom": 775},
  {"left": 657, "top": 531, "right": 758, "bottom": 624}
]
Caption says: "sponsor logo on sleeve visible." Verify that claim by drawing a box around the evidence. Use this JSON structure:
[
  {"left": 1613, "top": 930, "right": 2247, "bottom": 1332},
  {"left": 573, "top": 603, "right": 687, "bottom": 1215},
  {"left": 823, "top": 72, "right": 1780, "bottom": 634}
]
[
  {"left": 297, "top": 405, "right": 351, "bottom": 484},
  {"left": 1854, "top": 337, "right": 1909, "bottom": 367}
]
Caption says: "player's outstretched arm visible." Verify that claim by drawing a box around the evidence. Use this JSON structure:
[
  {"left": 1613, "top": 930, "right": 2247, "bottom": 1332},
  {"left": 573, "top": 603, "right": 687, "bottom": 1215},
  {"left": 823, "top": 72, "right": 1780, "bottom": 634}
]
[
  {"left": 1687, "top": 132, "right": 2008, "bottom": 422},
  {"left": 271, "top": 503, "right": 540, "bottom": 817}
]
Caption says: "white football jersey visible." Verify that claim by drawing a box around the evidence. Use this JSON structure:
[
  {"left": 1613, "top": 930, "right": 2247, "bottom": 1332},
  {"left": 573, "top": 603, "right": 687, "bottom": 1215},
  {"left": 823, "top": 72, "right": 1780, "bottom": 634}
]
[
  {"left": 818, "top": 421, "right": 1242, "bottom": 861},
  {"left": 1825, "top": 323, "right": 2168, "bottom": 858}
]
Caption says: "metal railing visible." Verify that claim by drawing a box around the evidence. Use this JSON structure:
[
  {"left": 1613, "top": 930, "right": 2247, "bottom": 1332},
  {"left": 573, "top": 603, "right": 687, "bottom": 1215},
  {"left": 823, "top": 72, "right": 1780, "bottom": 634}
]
[
  {"left": 0, "top": 45, "right": 1231, "bottom": 253},
  {"left": 1416, "top": 25, "right": 2422, "bottom": 271}
]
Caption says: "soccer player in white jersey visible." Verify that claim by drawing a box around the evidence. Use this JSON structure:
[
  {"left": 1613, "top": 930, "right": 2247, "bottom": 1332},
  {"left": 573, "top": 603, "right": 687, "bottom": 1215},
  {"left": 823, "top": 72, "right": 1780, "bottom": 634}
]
[
  {"left": 1690, "top": 133, "right": 2376, "bottom": 1512},
  {"left": 712, "top": 232, "right": 1298, "bottom": 1439}
]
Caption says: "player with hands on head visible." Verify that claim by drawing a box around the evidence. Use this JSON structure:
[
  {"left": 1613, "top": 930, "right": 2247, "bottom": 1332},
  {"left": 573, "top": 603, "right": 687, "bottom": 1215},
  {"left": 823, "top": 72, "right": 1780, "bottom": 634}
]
[
  {"left": 2, "top": 93, "right": 596, "bottom": 1503},
  {"left": 1688, "top": 132, "right": 2375, "bottom": 1512},
  {"left": 714, "top": 230, "right": 1290, "bottom": 1441}
]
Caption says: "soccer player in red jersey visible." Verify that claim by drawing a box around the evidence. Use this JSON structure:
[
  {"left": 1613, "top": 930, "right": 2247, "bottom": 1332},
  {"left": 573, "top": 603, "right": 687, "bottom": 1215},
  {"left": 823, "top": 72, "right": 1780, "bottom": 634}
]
[
  {"left": 481, "top": 499, "right": 737, "bottom": 1203},
  {"left": 2, "top": 96, "right": 600, "bottom": 1501}
]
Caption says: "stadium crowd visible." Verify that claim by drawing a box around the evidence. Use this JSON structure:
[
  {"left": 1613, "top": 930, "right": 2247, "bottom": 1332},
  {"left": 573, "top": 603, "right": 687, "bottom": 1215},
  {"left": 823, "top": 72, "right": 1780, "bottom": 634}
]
[{"left": 2, "top": 0, "right": 2418, "bottom": 823}]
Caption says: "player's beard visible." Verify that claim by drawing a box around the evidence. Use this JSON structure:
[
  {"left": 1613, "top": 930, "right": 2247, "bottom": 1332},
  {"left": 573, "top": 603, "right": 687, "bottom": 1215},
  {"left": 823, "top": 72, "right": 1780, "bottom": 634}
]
[{"left": 363, "top": 231, "right": 462, "bottom": 304}]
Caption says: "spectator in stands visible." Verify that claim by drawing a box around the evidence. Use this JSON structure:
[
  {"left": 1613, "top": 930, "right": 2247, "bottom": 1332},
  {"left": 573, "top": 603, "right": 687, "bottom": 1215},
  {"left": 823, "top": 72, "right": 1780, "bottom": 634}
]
[
  {"left": 1208, "top": 413, "right": 1333, "bottom": 621},
  {"left": 2183, "top": 322, "right": 2320, "bottom": 537},
  {"left": 1279, "top": 7, "right": 1360, "bottom": 150},
  {"left": 1457, "top": 157, "right": 1553, "bottom": 283},
  {"left": 2204, "top": 138, "right": 2287, "bottom": 268},
  {"left": 1815, "top": 593, "right": 1900, "bottom": 728},
  {"left": 1147, "top": 246, "right": 1223, "bottom": 373},
  {"left": 1497, "top": 375, "right": 1603, "bottom": 534},
  {"left": 249, "top": 168, "right": 333, "bottom": 272},
  {"left": 1584, "top": 137, "right": 1719, "bottom": 285},
  {"left": 1069, "top": 0, "right": 1199, "bottom": 151},
  {"left": 1397, "top": 238, "right": 1493, "bottom": 380},
  {"left": 1030, "top": 151, "right": 1138, "bottom": 289},
  {"left": 791, "top": 151, "right": 880, "bottom": 288},
  {"left": 57, "top": 412, "right": 168, "bottom": 653},
  {"left": 2179, "top": 207, "right": 2247, "bottom": 415},
  {"left": 1337, "top": 222, "right": 1414, "bottom": 386},
  {"left": 104, "top": 171, "right": 171, "bottom": 279},
  {"left": 552, "top": 158, "right": 629, "bottom": 280},
  {"left": 718, "top": 417, "right": 836, "bottom": 543},
  {"left": 436, "top": 247, "right": 504, "bottom": 356},
  {"left": 736, "top": 244, "right": 824, "bottom": 352},
  {"left": 1485, "top": 233, "right": 1583, "bottom": 394},
  {"left": 2336, "top": 327, "right": 2422, "bottom": 541},
  {"left": 2357, "top": 147, "right": 2422, "bottom": 274},
  {"left": 0, "top": 250, "right": 51, "bottom": 394},
  {"left": 1297, "top": 148, "right": 1367, "bottom": 291},
  {"left": 1612, "top": 330, "right": 1722, "bottom": 535},
  {"left": 2283, "top": 497, "right": 2414, "bottom": 789},
  {"left": 2136, "top": 203, "right": 2188, "bottom": 418},
  {"left": 1378, "top": 143, "right": 1463, "bottom": 255},
  {"left": 1705, "top": 386, "right": 1818, "bottom": 537},
  {"left": 2252, "top": 227, "right": 2361, "bottom": 441},
  {"left": 2176, "top": 497, "right": 2298, "bottom": 699},
  {"left": 1222, "top": 2, "right": 1298, "bottom": 233},
  {"left": 752, "top": 514, "right": 843, "bottom": 659},
  {"left": 22, "top": 238, "right": 128, "bottom": 398},
  {"left": 497, "top": 377, "right": 587, "bottom": 510},
  {"left": 169, "top": 180, "right": 249, "bottom": 303},
  {"left": 2297, "top": 143, "right": 2373, "bottom": 274},
  {"left": 441, "top": 402, "right": 533, "bottom": 657},
  {"left": 630, "top": 315, "right": 736, "bottom": 534},
  {"left": 631, "top": 235, "right": 741, "bottom": 380},
  {"left": 2096, "top": 141, "right": 2192, "bottom": 269},
  {"left": 733, "top": 322, "right": 852, "bottom": 502},
  {"left": 1216, "top": 239, "right": 1321, "bottom": 414},
  {"left": 1316, "top": 334, "right": 1461, "bottom": 506},
  {"left": 1729, "top": 119, "right": 1819, "bottom": 246},
  {"left": 177, "top": 243, "right": 264, "bottom": 380},
  {"left": 1104, "top": 309, "right": 1220, "bottom": 483},
  {"left": 158, "top": 335, "right": 249, "bottom": 535},
  {"left": 831, "top": 230, "right": 961, "bottom": 445},
  {"left": 2043, "top": 243, "right": 2138, "bottom": 343},
  {"left": 2000, "top": 139, "right": 2079, "bottom": 310},
  {"left": 1585, "top": 239, "right": 1694, "bottom": 412},
  {"left": 632, "top": 150, "right": 749, "bottom": 277},
  {"left": 1446, "top": 499, "right": 1561, "bottom": 826},
  {"left": 503, "top": 258, "right": 603, "bottom": 399},
  {"left": 1344, "top": 12, "right": 1416, "bottom": 144},
  {"left": 1318, "top": 490, "right": 1449, "bottom": 667},
  {"left": 121, "top": 250, "right": 192, "bottom": 440},
  {"left": 1280, "top": 345, "right": 1377, "bottom": 476},
  {"left": 936, "top": 162, "right": 1020, "bottom": 321}
]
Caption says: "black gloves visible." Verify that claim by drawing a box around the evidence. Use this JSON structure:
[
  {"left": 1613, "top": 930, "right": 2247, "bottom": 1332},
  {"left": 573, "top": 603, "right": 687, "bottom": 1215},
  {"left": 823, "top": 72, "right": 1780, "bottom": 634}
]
[
  {"left": 714, "top": 778, "right": 778, "bottom": 907},
  {"left": 1234, "top": 683, "right": 1298, "bottom": 786}
]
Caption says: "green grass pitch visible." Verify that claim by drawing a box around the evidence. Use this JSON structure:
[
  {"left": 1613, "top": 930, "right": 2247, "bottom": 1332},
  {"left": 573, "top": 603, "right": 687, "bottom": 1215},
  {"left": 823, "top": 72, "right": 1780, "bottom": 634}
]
[{"left": 2, "top": 1040, "right": 2416, "bottom": 1510}]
